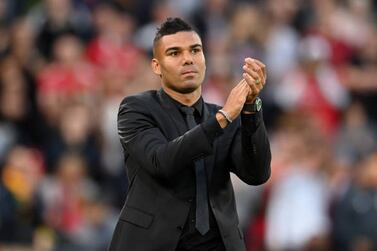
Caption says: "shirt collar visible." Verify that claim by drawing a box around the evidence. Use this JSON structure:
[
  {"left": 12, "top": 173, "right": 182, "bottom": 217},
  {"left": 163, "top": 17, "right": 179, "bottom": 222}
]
[{"left": 161, "top": 89, "right": 203, "bottom": 117}]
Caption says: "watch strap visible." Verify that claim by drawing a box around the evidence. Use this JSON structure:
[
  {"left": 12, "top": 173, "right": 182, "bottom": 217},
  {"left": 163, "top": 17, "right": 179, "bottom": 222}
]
[{"left": 242, "top": 97, "right": 262, "bottom": 113}]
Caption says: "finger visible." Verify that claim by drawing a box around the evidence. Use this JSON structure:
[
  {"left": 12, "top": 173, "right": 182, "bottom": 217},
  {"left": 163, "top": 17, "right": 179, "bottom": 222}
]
[
  {"left": 243, "top": 73, "right": 259, "bottom": 96},
  {"left": 245, "top": 58, "right": 265, "bottom": 73},
  {"left": 245, "top": 58, "right": 267, "bottom": 84},
  {"left": 243, "top": 63, "right": 265, "bottom": 87},
  {"left": 234, "top": 79, "right": 247, "bottom": 90},
  {"left": 253, "top": 60, "right": 267, "bottom": 84},
  {"left": 254, "top": 60, "right": 265, "bottom": 71},
  {"left": 229, "top": 87, "right": 248, "bottom": 106},
  {"left": 232, "top": 80, "right": 249, "bottom": 98},
  {"left": 242, "top": 64, "right": 260, "bottom": 80},
  {"left": 244, "top": 61, "right": 264, "bottom": 84},
  {"left": 253, "top": 59, "right": 266, "bottom": 73},
  {"left": 243, "top": 71, "right": 263, "bottom": 92},
  {"left": 238, "top": 80, "right": 251, "bottom": 96}
]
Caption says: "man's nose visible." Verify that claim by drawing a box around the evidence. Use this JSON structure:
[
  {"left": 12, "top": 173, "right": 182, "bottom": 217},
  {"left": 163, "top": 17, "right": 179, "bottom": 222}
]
[{"left": 182, "top": 51, "right": 194, "bottom": 65}]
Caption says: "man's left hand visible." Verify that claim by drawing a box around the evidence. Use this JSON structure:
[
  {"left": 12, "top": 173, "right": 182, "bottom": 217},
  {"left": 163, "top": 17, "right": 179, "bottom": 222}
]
[{"left": 242, "top": 58, "right": 267, "bottom": 103}]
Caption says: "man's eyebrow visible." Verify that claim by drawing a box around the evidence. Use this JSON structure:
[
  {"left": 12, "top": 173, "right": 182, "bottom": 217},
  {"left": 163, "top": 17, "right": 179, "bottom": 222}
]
[
  {"left": 165, "top": 47, "right": 181, "bottom": 53},
  {"left": 190, "top": 44, "right": 202, "bottom": 49},
  {"left": 165, "top": 44, "right": 203, "bottom": 53}
]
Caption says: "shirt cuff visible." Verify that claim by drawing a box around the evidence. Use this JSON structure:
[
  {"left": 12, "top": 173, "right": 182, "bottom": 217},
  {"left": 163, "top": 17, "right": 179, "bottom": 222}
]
[{"left": 200, "top": 116, "right": 224, "bottom": 143}]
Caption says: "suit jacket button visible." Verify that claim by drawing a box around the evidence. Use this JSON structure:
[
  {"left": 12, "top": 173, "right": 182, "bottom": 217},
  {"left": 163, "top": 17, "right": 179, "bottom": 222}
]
[{"left": 188, "top": 198, "right": 193, "bottom": 202}]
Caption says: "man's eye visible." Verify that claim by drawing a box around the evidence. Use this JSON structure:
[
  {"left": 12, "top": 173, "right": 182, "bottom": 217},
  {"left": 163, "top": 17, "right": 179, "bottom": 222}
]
[
  {"left": 191, "top": 48, "right": 201, "bottom": 54},
  {"left": 169, "top": 51, "right": 178, "bottom": 56}
]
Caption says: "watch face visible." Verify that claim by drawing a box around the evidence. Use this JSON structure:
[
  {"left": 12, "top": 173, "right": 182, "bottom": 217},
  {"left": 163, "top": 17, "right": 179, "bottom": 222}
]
[{"left": 256, "top": 98, "right": 262, "bottom": 111}]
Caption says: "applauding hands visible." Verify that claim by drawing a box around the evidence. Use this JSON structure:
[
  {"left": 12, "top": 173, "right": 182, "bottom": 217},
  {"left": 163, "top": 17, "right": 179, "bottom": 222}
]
[{"left": 216, "top": 58, "right": 267, "bottom": 128}]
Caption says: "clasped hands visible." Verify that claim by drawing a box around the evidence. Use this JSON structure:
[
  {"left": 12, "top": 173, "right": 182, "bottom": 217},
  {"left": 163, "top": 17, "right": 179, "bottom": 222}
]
[{"left": 216, "top": 58, "right": 266, "bottom": 128}]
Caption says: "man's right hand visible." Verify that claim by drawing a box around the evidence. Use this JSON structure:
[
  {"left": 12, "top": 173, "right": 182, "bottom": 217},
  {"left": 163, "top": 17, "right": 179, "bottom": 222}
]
[{"left": 216, "top": 80, "right": 250, "bottom": 128}]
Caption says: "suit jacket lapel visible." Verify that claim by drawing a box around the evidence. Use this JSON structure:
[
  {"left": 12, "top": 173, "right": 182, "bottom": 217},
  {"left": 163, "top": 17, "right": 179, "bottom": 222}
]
[
  {"left": 157, "top": 89, "right": 187, "bottom": 137},
  {"left": 158, "top": 89, "right": 216, "bottom": 183}
]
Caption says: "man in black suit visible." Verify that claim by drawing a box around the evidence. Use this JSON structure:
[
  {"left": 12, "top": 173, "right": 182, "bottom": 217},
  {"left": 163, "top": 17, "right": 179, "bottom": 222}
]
[{"left": 108, "top": 17, "right": 271, "bottom": 251}]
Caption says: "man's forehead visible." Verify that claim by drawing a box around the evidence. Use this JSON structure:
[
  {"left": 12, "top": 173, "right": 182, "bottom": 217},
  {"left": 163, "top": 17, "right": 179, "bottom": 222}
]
[{"left": 158, "top": 31, "right": 202, "bottom": 49}]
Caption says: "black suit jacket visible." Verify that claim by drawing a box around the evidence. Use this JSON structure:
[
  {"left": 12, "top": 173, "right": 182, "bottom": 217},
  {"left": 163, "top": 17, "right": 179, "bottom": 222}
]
[{"left": 108, "top": 89, "right": 271, "bottom": 251}]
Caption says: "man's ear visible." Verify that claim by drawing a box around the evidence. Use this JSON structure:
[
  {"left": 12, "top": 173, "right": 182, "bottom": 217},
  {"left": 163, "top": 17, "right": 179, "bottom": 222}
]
[{"left": 151, "top": 58, "right": 161, "bottom": 76}]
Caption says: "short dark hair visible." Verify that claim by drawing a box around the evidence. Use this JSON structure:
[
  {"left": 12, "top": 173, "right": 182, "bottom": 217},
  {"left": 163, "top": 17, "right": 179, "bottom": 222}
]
[{"left": 153, "top": 17, "right": 195, "bottom": 46}]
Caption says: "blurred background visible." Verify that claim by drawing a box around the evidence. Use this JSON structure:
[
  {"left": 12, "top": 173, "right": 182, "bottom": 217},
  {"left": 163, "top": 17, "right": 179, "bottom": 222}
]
[{"left": 0, "top": 0, "right": 377, "bottom": 250}]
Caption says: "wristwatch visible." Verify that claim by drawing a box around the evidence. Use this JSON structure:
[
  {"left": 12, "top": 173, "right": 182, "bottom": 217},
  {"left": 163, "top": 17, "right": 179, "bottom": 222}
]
[{"left": 242, "top": 97, "right": 262, "bottom": 113}]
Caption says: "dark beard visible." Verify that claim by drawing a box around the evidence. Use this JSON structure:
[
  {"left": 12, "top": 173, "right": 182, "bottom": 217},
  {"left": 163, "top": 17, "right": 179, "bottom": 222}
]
[{"left": 165, "top": 82, "right": 200, "bottom": 94}]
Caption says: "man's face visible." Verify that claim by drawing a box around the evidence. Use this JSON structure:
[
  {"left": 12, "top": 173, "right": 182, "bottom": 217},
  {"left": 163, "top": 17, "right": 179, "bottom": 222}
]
[{"left": 152, "top": 31, "right": 206, "bottom": 94}]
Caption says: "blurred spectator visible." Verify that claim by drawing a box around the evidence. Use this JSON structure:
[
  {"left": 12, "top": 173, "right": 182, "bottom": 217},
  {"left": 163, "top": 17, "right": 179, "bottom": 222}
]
[
  {"left": 308, "top": 0, "right": 355, "bottom": 66},
  {"left": 39, "top": 152, "right": 87, "bottom": 237},
  {"left": 227, "top": 3, "right": 265, "bottom": 80},
  {"left": 112, "top": 0, "right": 155, "bottom": 26},
  {"left": 63, "top": 187, "right": 118, "bottom": 251},
  {"left": 32, "top": 227, "right": 56, "bottom": 251},
  {"left": 335, "top": 102, "right": 377, "bottom": 166},
  {"left": 98, "top": 82, "right": 128, "bottom": 208},
  {"left": 134, "top": 0, "right": 178, "bottom": 54},
  {"left": 342, "top": 28, "right": 377, "bottom": 122},
  {"left": 202, "top": 24, "right": 232, "bottom": 105},
  {"left": 265, "top": 116, "right": 332, "bottom": 251},
  {"left": 313, "top": 0, "right": 373, "bottom": 56},
  {"left": 28, "top": 0, "right": 93, "bottom": 60},
  {"left": 87, "top": 5, "right": 153, "bottom": 94},
  {"left": 87, "top": 2, "right": 141, "bottom": 74},
  {"left": 37, "top": 151, "right": 113, "bottom": 251},
  {"left": 36, "top": 34, "right": 99, "bottom": 132},
  {"left": 263, "top": 0, "right": 300, "bottom": 94},
  {"left": 38, "top": 34, "right": 99, "bottom": 97},
  {"left": 5, "top": 18, "right": 47, "bottom": 146},
  {"left": 0, "top": 24, "right": 10, "bottom": 58},
  {"left": 9, "top": 17, "right": 45, "bottom": 76},
  {"left": 274, "top": 35, "right": 349, "bottom": 136},
  {"left": 0, "top": 58, "right": 27, "bottom": 124},
  {"left": 332, "top": 152, "right": 377, "bottom": 251},
  {"left": 167, "top": 0, "right": 202, "bottom": 18},
  {"left": 0, "top": 146, "right": 45, "bottom": 244},
  {"left": 0, "top": 0, "right": 21, "bottom": 25},
  {"left": 41, "top": 101, "right": 102, "bottom": 180},
  {"left": 231, "top": 173, "right": 264, "bottom": 231},
  {"left": 0, "top": 57, "right": 44, "bottom": 147},
  {"left": 190, "top": 0, "right": 231, "bottom": 49}
]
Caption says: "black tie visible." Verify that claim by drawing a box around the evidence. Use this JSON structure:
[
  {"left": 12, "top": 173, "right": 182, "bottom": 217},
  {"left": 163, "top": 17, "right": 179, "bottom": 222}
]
[{"left": 180, "top": 106, "right": 210, "bottom": 235}]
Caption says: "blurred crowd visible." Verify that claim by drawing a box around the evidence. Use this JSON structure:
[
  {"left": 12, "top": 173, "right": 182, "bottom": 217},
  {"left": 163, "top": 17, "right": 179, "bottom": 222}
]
[{"left": 0, "top": 0, "right": 377, "bottom": 250}]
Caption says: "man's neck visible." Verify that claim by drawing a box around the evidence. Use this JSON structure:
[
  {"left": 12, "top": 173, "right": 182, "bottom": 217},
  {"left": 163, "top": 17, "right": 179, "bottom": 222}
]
[{"left": 162, "top": 87, "right": 202, "bottom": 107}]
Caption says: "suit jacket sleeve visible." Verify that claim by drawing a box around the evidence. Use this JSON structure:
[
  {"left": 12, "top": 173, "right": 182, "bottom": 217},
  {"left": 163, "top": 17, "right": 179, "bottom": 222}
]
[
  {"left": 117, "top": 95, "right": 223, "bottom": 180},
  {"left": 229, "top": 111, "right": 271, "bottom": 185}
]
